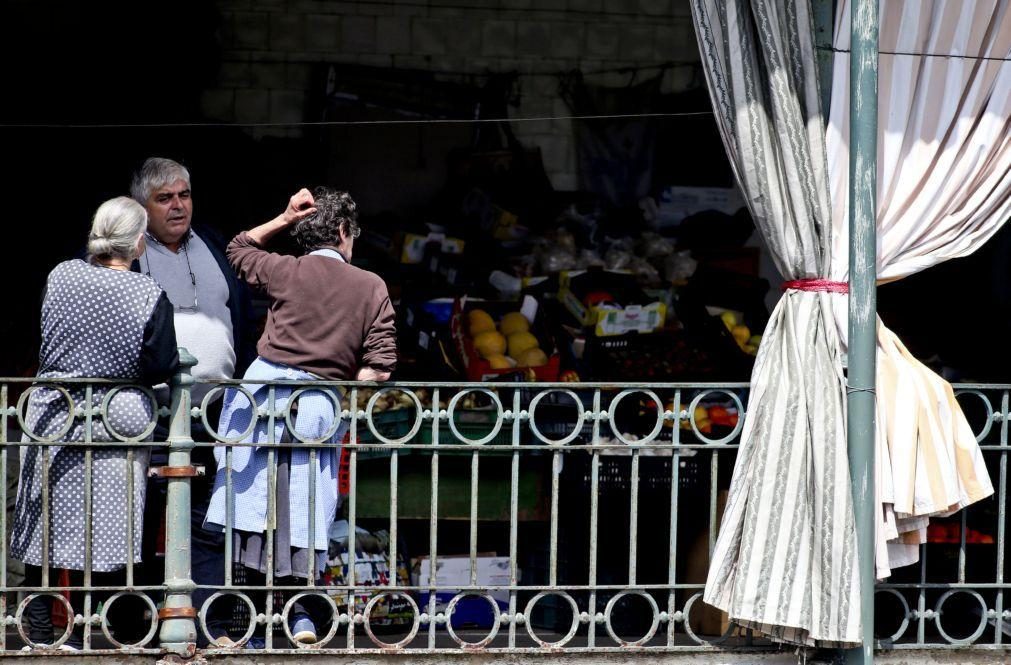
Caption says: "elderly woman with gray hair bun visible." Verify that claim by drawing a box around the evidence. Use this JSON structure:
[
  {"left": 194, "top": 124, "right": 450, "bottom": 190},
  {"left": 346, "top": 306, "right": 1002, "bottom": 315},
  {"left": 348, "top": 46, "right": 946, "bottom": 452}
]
[
  {"left": 204, "top": 187, "right": 396, "bottom": 647},
  {"left": 13, "top": 197, "right": 179, "bottom": 650}
]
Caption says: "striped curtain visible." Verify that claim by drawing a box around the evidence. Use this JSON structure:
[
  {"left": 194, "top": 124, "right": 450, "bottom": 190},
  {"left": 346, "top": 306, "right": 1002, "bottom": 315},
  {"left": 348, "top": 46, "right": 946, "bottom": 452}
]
[
  {"left": 691, "top": 0, "right": 1009, "bottom": 647},
  {"left": 826, "top": 0, "right": 1010, "bottom": 578},
  {"left": 690, "top": 0, "right": 861, "bottom": 647}
]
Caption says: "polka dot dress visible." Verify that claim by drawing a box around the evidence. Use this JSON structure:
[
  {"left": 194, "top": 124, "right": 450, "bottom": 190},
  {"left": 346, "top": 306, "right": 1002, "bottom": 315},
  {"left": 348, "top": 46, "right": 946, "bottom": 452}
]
[{"left": 12, "top": 260, "right": 164, "bottom": 572}]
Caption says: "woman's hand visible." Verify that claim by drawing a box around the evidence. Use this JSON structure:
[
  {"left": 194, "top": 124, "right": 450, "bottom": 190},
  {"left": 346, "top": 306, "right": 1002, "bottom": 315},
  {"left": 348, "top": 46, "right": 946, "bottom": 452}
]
[
  {"left": 282, "top": 188, "right": 317, "bottom": 225},
  {"left": 245, "top": 188, "right": 318, "bottom": 246}
]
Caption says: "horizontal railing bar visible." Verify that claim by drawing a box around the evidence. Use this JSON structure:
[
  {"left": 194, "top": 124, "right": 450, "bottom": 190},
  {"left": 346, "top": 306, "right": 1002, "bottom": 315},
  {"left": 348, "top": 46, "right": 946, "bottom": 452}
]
[
  {"left": 192, "top": 583, "right": 708, "bottom": 592},
  {"left": 879, "top": 582, "right": 1011, "bottom": 589},
  {"left": 0, "top": 377, "right": 752, "bottom": 389},
  {"left": 6, "top": 441, "right": 742, "bottom": 451},
  {"left": 197, "top": 647, "right": 781, "bottom": 654}
]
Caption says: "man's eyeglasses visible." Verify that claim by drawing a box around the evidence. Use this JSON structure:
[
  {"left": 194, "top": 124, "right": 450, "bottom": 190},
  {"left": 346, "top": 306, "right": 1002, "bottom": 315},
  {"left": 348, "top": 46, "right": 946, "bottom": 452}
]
[{"left": 143, "top": 240, "right": 199, "bottom": 313}]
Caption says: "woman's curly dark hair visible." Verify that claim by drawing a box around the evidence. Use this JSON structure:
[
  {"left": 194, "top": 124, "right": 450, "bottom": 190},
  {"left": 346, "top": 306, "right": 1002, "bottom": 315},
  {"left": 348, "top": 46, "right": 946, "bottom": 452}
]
[{"left": 291, "top": 187, "right": 359, "bottom": 253}]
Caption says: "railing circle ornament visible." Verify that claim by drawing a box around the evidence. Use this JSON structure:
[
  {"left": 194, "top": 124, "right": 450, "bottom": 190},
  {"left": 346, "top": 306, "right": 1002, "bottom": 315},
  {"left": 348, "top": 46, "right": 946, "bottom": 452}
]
[
  {"left": 953, "top": 389, "right": 995, "bottom": 443},
  {"left": 607, "top": 390, "right": 664, "bottom": 445},
  {"left": 681, "top": 593, "right": 734, "bottom": 645},
  {"left": 281, "top": 592, "right": 341, "bottom": 648},
  {"left": 16, "top": 385, "right": 75, "bottom": 443},
  {"left": 365, "top": 388, "right": 424, "bottom": 445},
  {"left": 447, "top": 389, "right": 504, "bottom": 445},
  {"left": 523, "top": 591, "right": 580, "bottom": 648},
  {"left": 687, "top": 390, "right": 745, "bottom": 444},
  {"left": 872, "top": 588, "right": 910, "bottom": 645},
  {"left": 603, "top": 590, "right": 660, "bottom": 647},
  {"left": 528, "top": 389, "right": 586, "bottom": 446},
  {"left": 362, "top": 592, "right": 421, "bottom": 649},
  {"left": 284, "top": 387, "right": 345, "bottom": 444},
  {"left": 200, "top": 385, "right": 259, "bottom": 443},
  {"left": 934, "top": 589, "right": 988, "bottom": 645},
  {"left": 16, "top": 593, "right": 74, "bottom": 649},
  {"left": 445, "top": 592, "right": 501, "bottom": 648},
  {"left": 199, "top": 591, "right": 257, "bottom": 648},
  {"left": 100, "top": 385, "right": 160, "bottom": 442},
  {"left": 100, "top": 591, "right": 159, "bottom": 648}
]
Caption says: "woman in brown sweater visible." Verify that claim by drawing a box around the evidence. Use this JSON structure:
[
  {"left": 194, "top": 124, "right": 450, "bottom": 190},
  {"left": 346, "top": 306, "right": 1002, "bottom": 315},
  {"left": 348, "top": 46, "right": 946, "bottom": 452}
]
[{"left": 204, "top": 188, "right": 396, "bottom": 647}]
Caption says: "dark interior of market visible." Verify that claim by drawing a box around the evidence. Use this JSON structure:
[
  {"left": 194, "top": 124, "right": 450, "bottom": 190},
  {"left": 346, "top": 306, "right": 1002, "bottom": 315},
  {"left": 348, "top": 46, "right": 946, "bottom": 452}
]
[{"left": 1, "top": 0, "right": 1008, "bottom": 648}]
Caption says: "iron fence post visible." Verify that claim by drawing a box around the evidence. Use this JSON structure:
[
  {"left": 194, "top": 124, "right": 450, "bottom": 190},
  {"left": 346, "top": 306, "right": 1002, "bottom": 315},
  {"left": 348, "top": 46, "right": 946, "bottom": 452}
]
[
  {"left": 158, "top": 349, "right": 198, "bottom": 656},
  {"left": 846, "top": 0, "right": 879, "bottom": 663}
]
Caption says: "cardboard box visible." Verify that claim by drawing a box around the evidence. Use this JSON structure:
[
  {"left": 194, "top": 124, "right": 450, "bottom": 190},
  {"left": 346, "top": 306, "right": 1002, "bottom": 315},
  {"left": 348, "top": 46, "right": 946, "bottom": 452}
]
[
  {"left": 450, "top": 296, "right": 561, "bottom": 381},
  {"left": 397, "top": 231, "right": 465, "bottom": 265},
  {"left": 412, "top": 555, "right": 514, "bottom": 629},
  {"left": 559, "top": 270, "right": 666, "bottom": 337}
]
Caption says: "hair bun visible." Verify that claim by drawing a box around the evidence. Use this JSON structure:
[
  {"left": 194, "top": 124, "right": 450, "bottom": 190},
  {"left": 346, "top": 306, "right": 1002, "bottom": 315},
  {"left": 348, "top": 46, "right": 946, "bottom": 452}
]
[{"left": 87, "top": 236, "right": 115, "bottom": 257}]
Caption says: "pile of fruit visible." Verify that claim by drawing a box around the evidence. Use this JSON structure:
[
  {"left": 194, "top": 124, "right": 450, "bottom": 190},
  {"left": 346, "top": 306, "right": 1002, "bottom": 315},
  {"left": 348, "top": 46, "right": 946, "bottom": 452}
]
[
  {"left": 719, "top": 311, "right": 762, "bottom": 356},
  {"left": 357, "top": 388, "right": 447, "bottom": 412},
  {"left": 467, "top": 309, "right": 549, "bottom": 369},
  {"left": 663, "top": 401, "right": 740, "bottom": 435}
]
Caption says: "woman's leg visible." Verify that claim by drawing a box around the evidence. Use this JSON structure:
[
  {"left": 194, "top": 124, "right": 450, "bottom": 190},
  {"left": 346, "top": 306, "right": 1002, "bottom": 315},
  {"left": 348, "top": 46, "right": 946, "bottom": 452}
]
[{"left": 20, "top": 564, "right": 53, "bottom": 646}]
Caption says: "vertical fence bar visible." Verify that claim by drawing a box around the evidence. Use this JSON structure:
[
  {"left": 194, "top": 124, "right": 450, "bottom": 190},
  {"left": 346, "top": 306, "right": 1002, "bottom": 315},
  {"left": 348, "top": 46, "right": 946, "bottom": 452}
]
[
  {"left": 41, "top": 445, "right": 49, "bottom": 589},
  {"left": 158, "top": 350, "right": 199, "bottom": 653},
  {"left": 958, "top": 511, "right": 967, "bottom": 584},
  {"left": 847, "top": 0, "right": 879, "bottom": 661},
  {"left": 83, "top": 385, "right": 93, "bottom": 650},
  {"left": 264, "top": 386, "right": 277, "bottom": 650},
  {"left": 996, "top": 389, "right": 1009, "bottom": 644},
  {"left": 427, "top": 388, "right": 440, "bottom": 649},
  {"left": 667, "top": 388, "right": 681, "bottom": 647},
  {"left": 628, "top": 448, "right": 639, "bottom": 589},
  {"left": 548, "top": 450, "right": 560, "bottom": 590},
  {"left": 308, "top": 442, "right": 317, "bottom": 585},
  {"left": 469, "top": 447, "right": 479, "bottom": 588},
  {"left": 126, "top": 446, "right": 135, "bottom": 590},
  {"left": 225, "top": 444, "right": 233, "bottom": 589},
  {"left": 507, "top": 388, "right": 520, "bottom": 649},
  {"left": 708, "top": 445, "right": 719, "bottom": 558},
  {"left": 917, "top": 546, "right": 926, "bottom": 645},
  {"left": 346, "top": 386, "right": 358, "bottom": 650},
  {"left": 0, "top": 384, "right": 7, "bottom": 653},
  {"left": 389, "top": 394, "right": 399, "bottom": 594},
  {"left": 587, "top": 389, "right": 601, "bottom": 648}
]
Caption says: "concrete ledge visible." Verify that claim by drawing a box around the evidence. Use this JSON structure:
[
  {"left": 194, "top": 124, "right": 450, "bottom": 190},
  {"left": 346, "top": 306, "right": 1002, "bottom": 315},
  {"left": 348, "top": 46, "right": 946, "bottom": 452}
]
[{"left": 2, "top": 649, "right": 1008, "bottom": 664}]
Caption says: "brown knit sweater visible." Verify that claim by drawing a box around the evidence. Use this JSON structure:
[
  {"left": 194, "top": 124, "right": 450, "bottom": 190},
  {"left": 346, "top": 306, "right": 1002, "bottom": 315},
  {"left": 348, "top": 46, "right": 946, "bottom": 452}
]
[{"left": 227, "top": 232, "right": 396, "bottom": 380}]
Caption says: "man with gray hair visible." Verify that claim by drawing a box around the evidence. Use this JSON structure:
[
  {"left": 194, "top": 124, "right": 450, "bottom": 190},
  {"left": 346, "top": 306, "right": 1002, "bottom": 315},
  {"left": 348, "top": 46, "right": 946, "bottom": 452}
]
[{"left": 129, "top": 157, "right": 254, "bottom": 647}]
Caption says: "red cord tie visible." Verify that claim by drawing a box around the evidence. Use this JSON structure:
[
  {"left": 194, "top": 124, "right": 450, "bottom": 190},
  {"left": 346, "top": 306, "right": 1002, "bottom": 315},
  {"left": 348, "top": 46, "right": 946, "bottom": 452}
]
[{"left": 781, "top": 279, "right": 849, "bottom": 294}]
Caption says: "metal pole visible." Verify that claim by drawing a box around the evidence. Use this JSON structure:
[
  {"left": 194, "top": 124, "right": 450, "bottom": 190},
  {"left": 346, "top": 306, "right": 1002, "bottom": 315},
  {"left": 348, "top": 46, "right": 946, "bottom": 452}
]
[
  {"left": 158, "top": 349, "right": 198, "bottom": 656},
  {"left": 846, "top": 0, "right": 878, "bottom": 663}
]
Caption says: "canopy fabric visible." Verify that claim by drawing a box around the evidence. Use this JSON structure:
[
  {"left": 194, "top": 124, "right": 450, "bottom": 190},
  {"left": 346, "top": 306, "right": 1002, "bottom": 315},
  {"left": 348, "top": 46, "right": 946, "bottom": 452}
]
[{"left": 826, "top": 0, "right": 1009, "bottom": 577}]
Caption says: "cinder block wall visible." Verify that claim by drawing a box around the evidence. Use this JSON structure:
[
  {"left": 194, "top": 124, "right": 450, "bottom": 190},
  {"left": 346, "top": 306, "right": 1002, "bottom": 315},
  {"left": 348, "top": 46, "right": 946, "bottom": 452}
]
[{"left": 204, "top": 0, "right": 701, "bottom": 190}]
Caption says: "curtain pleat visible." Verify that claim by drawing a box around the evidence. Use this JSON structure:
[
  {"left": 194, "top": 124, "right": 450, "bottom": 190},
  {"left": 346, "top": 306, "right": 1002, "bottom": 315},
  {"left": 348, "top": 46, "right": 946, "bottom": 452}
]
[{"left": 690, "top": 0, "right": 860, "bottom": 646}]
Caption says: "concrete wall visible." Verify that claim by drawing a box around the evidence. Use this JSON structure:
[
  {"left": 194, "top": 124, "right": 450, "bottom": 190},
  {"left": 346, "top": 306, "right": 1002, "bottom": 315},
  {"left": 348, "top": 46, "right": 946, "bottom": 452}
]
[{"left": 202, "top": 0, "right": 702, "bottom": 191}]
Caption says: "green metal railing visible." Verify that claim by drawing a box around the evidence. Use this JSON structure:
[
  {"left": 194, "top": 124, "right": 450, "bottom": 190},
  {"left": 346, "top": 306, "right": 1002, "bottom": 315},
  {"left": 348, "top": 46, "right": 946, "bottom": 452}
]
[{"left": 1, "top": 355, "right": 1008, "bottom": 655}]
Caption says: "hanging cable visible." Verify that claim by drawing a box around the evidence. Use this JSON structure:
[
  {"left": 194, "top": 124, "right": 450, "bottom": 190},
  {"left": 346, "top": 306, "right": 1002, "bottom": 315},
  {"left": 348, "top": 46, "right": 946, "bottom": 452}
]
[{"left": 816, "top": 45, "right": 1011, "bottom": 62}]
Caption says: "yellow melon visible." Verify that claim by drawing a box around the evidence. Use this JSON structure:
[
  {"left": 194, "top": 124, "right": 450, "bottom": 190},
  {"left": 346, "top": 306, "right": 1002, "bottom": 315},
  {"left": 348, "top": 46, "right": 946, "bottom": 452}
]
[
  {"left": 499, "top": 311, "right": 530, "bottom": 337},
  {"left": 731, "top": 324, "right": 751, "bottom": 347},
  {"left": 507, "top": 331, "right": 539, "bottom": 358},
  {"left": 516, "top": 347, "right": 548, "bottom": 368},
  {"left": 468, "top": 309, "right": 496, "bottom": 336},
  {"left": 486, "top": 354, "right": 513, "bottom": 369},
  {"left": 473, "top": 331, "right": 507, "bottom": 358}
]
